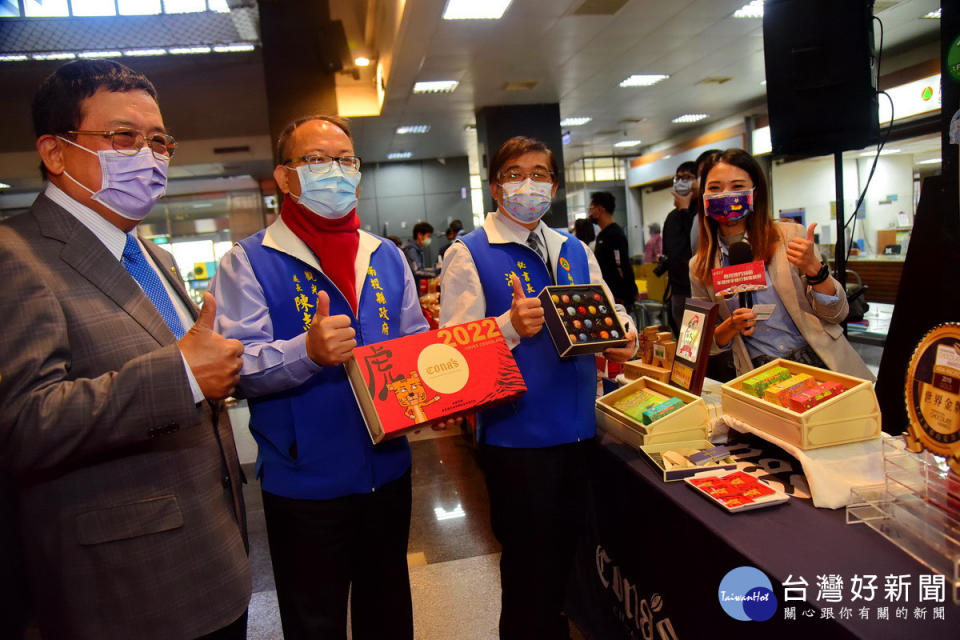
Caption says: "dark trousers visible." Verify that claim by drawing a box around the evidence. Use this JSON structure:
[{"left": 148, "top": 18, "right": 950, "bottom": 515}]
[
  {"left": 196, "top": 611, "right": 247, "bottom": 640},
  {"left": 481, "top": 441, "right": 592, "bottom": 640},
  {"left": 262, "top": 471, "right": 414, "bottom": 640}
]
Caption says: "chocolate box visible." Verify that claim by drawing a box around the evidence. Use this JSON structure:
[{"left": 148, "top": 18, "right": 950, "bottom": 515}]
[
  {"left": 538, "top": 284, "right": 628, "bottom": 357},
  {"left": 596, "top": 377, "right": 709, "bottom": 447},
  {"left": 346, "top": 319, "right": 527, "bottom": 443},
  {"left": 721, "top": 358, "right": 880, "bottom": 449}
]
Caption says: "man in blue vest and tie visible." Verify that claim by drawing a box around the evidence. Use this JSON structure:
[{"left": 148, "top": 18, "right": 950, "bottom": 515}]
[
  {"left": 440, "top": 136, "right": 639, "bottom": 639},
  {"left": 211, "top": 115, "right": 427, "bottom": 640}
]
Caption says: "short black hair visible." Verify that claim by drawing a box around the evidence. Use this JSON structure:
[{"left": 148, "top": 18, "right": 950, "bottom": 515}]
[
  {"left": 590, "top": 191, "right": 615, "bottom": 214},
  {"left": 31, "top": 59, "right": 158, "bottom": 139},
  {"left": 574, "top": 218, "right": 595, "bottom": 244},
  {"left": 676, "top": 161, "right": 697, "bottom": 176},
  {"left": 695, "top": 149, "right": 721, "bottom": 171},
  {"left": 489, "top": 136, "right": 558, "bottom": 185},
  {"left": 413, "top": 221, "right": 434, "bottom": 237}
]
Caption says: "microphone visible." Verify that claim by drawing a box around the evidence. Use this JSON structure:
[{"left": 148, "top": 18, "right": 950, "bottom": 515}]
[{"left": 728, "top": 241, "right": 754, "bottom": 309}]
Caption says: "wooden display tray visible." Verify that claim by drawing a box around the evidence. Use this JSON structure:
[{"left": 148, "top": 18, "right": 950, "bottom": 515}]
[
  {"left": 596, "top": 377, "right": 709, "bottom": 448},
  {"left": 639, "top": 439, "right": 738, "bottom": 482},
  {"left": 721, "top": 358, "right": 880, "bottom": 450}
]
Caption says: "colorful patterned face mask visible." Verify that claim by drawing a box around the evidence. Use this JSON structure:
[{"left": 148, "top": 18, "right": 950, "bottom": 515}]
[
  {"left": 500, "top": 178, "right": 553, "bottom": 223},
  {"left": 703, "top": 189, "right": 754, "bottom": 223}
]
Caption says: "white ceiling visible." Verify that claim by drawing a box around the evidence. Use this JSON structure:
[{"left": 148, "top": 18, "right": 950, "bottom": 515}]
[{"left": 350, "top": 0, "right": 942, "bottom": 164}]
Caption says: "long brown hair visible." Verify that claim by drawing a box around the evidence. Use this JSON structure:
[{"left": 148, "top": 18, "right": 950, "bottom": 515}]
[{"left": 691, "top": 148, "right": 779, "bottom": 286}]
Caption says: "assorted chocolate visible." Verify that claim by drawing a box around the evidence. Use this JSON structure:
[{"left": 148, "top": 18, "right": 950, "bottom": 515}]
[
  {"left": 741, "top": 365, "right": 848, "bottom": 413},
  {"left": 538, "top": 285, "right": 628, "bottom": 356}
]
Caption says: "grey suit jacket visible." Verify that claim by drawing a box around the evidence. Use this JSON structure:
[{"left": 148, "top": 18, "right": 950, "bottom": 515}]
[
  {"left": 690, "top": 221, "right": 875, "bottom": 381},
  {"left": 0, "top": 194, "right": 251, "bottom": 639}
]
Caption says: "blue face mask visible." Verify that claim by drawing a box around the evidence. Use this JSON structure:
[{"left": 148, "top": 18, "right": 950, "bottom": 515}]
[{"left": 288, "top": 164, "right": 360, "bottom": 219}]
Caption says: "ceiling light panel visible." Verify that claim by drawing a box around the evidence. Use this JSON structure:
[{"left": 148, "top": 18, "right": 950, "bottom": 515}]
[
  {"left": 619, "top": 74, "right": 669, "bottom": 87},
  {"left": 733, "top": 1, "right": 764, "bottom": 19},
  {"left": 397, "top": 125, "right": 431, "bottom": 134},
  {"left": 443, "top": 0, "right": 513, "bottom": 20},
  {"left": 213, "top": 43, "right": 255, "bottom": 53},
  {"left": 613, "top": 140, "right": 642, "bottom": 148},
  {"left": 413, "top": 80, "right": 460, "bottom": 94},
  {"left": 169, "top": 46, "right": 212, "bottom": 55},
  {"left": 124, "top": 49, "right": 168, "bottom": 57},
  {"left": 388, "top": 152, "right": 413, "bottom": 160},
  {"left": 560, "top": 117, "right": 592, "bottom": 127},
  {"left": 117, "top": 0, "right": 162, "bottom": 15},
  {"left": 672, "top": 114, "right": 709, "bottom": 123}
]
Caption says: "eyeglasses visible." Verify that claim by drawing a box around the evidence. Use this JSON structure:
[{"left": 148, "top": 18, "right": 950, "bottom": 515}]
[
  {"left": 498, "top": 168, "right": 553, "bottom": 184},
  {"left": 285, "top": 154, "right": 361, "bottom": 175},
  {"left": 67, "top": 128, "right": 177, "bottom": 158}
]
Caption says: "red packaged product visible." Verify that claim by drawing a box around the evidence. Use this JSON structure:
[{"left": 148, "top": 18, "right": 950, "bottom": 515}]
[
  {"left": 346, "top": 319, "right": 527, "bottom": 443},
  {"left": 785, "top": 381, "right": 845, "bottom": 413}
]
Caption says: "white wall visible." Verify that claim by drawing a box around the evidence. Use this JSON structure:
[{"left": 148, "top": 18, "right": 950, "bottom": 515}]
[{"left": 857, "top": 155, "right": 915, "bottom": 252}]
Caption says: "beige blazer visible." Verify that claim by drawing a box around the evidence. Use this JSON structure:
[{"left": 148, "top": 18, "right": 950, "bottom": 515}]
[
  {"left": 690, "top": 221, "right": 874, "bottom": 381},
  {"left": 0, "top": 195, "right": 251, "bottom": 639}
]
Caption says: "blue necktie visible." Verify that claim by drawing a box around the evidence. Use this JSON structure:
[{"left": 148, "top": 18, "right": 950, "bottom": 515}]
[{"left": 122, "top": 235, "right": 186, "bottom": 339}]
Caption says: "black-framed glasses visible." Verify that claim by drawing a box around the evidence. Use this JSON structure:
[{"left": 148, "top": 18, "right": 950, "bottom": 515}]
[
  {"left": 498, "top": 168, "right": 553, "bottom": 183},
  {"left": 66, "top": 128, "right": 177, "bottom": 158},
  {"left": 285, "top": 154, "right": 361, "bottom": 175}
]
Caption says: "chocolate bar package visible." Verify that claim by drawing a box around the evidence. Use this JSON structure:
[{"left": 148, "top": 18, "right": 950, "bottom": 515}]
[
  {"left": 741, "top": 366, "right": 791, "bottom": 398},
  {"left": 347, "top": 319, "right": 527, "bottom": 443},
  {"left": 763, "top": 373, "right": 816, "bottom": 406},
  {"left": 785, "top": 380, "right": 845, "bottom": 413},
  {"left": 538, "top": 285, "right": 628, "bottom": 357}
]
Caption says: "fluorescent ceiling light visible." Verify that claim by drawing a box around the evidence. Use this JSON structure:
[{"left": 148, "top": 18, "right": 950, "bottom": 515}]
[
  {"left": 208, "top": 0, "right": 231, "bottom": 12},
  {"left": 388, "top": 152, "right": 413, "bottom": 160},
  {"left": 560, "top": 117, "right": 592, "bottom": 127},
  {"left": 858, "top": 148, "right": 900, "bottom": 157},
  {"left": 213, "top": 43, "right": 255, "bottom": 53},
  {"left": 71, "top": 0, "right": 116, "bottom": 16},
  {"left": 169, "top": 46, "right": 212, "bottom": 55},
  {"left": 124, "top": 48, "right": 168, "bottom": 57},
  {"left": 733, "top": 0, "right": 764, "bottom": 18},
  {"left": 397, "top": 125, "right": 430, "bottom": 134},
  {"left": 619, "top": 74, "right": 669, "bottom": 88},
  {"left": 672, "top": 114, "right": 709, "bottom": 124},
  {"left": 163, "top": 0, "right": 206, "bottom": 14},
  {"left": 32, "top": 52, "right": 76, "bottom": 61},
  {"left": 24, "top": 0, "right": 69, "bottom": 17},
  {"left": 922, "top": 9, "right": 941, "bottom": 19},
  {"left": 0, "top": 55, "right": 29, "bottom": 62},
  {"left": 354, "top": 57, "right": 371, "bottom": 67},
  {"left": 443, "top": 0, "right": 512, "bottom": 20},
  {"left": 118, "top": 0, "right": 161, "bottom": 15},
  {"left": 0, "top": 182, "right": 11, "bottom": 189},
  {"left": 433, "top": 504, "right": 466, "bottom": 521},
  {"left": 613, "top": 140, "right": 643, "bottom": 148},
  {"left": 413, "top": 80, "right": 459, "bottom": 94},
  {"left": 916, "top": 158, "right": 941, "bottom": 165},
  {"left": 78, "top": 51, "right": 122, "bottom": 59}
]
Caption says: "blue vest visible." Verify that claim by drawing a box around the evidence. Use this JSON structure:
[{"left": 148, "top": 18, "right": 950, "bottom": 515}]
[
  {"left": 460, "top": 227, "right": 597, "bottom": 447},
  {"left": 239, "top": 230, "right": 411, "bottom": 500}
]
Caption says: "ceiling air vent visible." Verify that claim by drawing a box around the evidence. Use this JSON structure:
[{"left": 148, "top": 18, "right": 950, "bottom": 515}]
[{"left": 501, "top": 80, "right": 538, "bottom": 91}]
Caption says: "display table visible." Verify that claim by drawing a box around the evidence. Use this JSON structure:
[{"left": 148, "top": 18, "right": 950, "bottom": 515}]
[{"left": 567, "top": 432, "right": 959, "bottom": 639}]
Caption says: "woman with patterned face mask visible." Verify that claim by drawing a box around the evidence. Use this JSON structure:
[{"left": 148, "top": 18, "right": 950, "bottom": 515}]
[
  {"left": 438, "top": 136, "right": 639, "bottom": 639},
  {"left": 689, "top": 148, "right": 871, "bottom": 379}
]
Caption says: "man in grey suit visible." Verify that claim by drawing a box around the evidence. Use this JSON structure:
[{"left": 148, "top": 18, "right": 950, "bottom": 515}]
[{"left": 0, "top": 60, "right": 251, "bottom": 639}]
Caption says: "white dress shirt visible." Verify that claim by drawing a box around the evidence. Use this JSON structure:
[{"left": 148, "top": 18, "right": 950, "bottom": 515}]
[
  {"left": 45, "top": 183, "right": 204, "bottom": 403},
  {"left": 439, "top": 209, "right": 635, "bottom": 351}
]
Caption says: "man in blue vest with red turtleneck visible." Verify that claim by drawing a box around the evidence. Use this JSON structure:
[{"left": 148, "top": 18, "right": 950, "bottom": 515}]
[
  {"left": 440, "top": 136, "right": 639, "bottom": 640},
  {"left": 211, "top": 115, "right": 426, "bottom": 640}
]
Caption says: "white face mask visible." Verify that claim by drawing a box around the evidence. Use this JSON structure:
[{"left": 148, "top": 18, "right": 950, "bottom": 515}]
[
  {"left": 58, "top": 136, "right": 168, "bottom": 220},
  {"left": 499, "top": 178, "right": 553, "bottom": 223},
  {"left": 287, "top": 163, "right": 361, "bottom": 219}
]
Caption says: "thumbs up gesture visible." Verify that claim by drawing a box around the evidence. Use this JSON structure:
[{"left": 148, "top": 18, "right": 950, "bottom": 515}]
[
  {"left": 508, "top": 273, "right": 545, "bottom": 338},
  {"left": 178, "top": 293, "right": 245, "bottom": 400},
  {"left": 786, "top": 222, "right": 823, "bottom": 277},
  {"left": 305, "top": 290, "right": 357, "bottom": 366}
]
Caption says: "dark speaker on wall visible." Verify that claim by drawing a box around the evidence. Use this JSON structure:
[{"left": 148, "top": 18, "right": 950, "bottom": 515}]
[{"left": 762, "top": 0, "right": 880, "bottom": 156}]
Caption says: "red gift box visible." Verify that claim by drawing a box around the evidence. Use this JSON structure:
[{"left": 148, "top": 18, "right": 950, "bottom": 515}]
[{"left": 346, "top": 319, "right": 527, "bottom": 443}]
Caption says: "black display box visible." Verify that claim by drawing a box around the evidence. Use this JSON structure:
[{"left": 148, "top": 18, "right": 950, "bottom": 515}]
[{"left": 537, "top": 284, "right": 628, "bottom": 357}]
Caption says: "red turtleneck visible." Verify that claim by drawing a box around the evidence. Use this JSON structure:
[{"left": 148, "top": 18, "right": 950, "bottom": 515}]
[{"left": 280, "top": 196, "right": 361, "bottom": 314}]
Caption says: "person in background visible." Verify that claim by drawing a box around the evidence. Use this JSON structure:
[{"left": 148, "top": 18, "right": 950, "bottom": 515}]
[
  {"left": 661, "top": 161, "right": 698, "bottom": 330},
  {"left": 689, "top": 148, "right": 721, "bottom": 256},
  {"left": 211, "top": 115, "right": 426, "bottom": 640},
  {"left": 573, "top": 217, "right": 595, "bottom": 249},
  {"left": 0, "top": 59, "right": 250, "bottom": 639},
  {"left": 643, "top": 222, "right": 662, "bottom": 263},
  {"left": 402, "top": 220, "right": 438, "bottom": 278},
  {"left": 588, "top": 191, "right": 639, "bottom": 305},
  {"left": 438, "top": 219, "right": 465, "bottom": 261},
  {"left": 440, "top": 136, "right": 638, "bottom": 640},
  {"left": 689, "top": 148, "right": 872, "bottom": 379}
]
